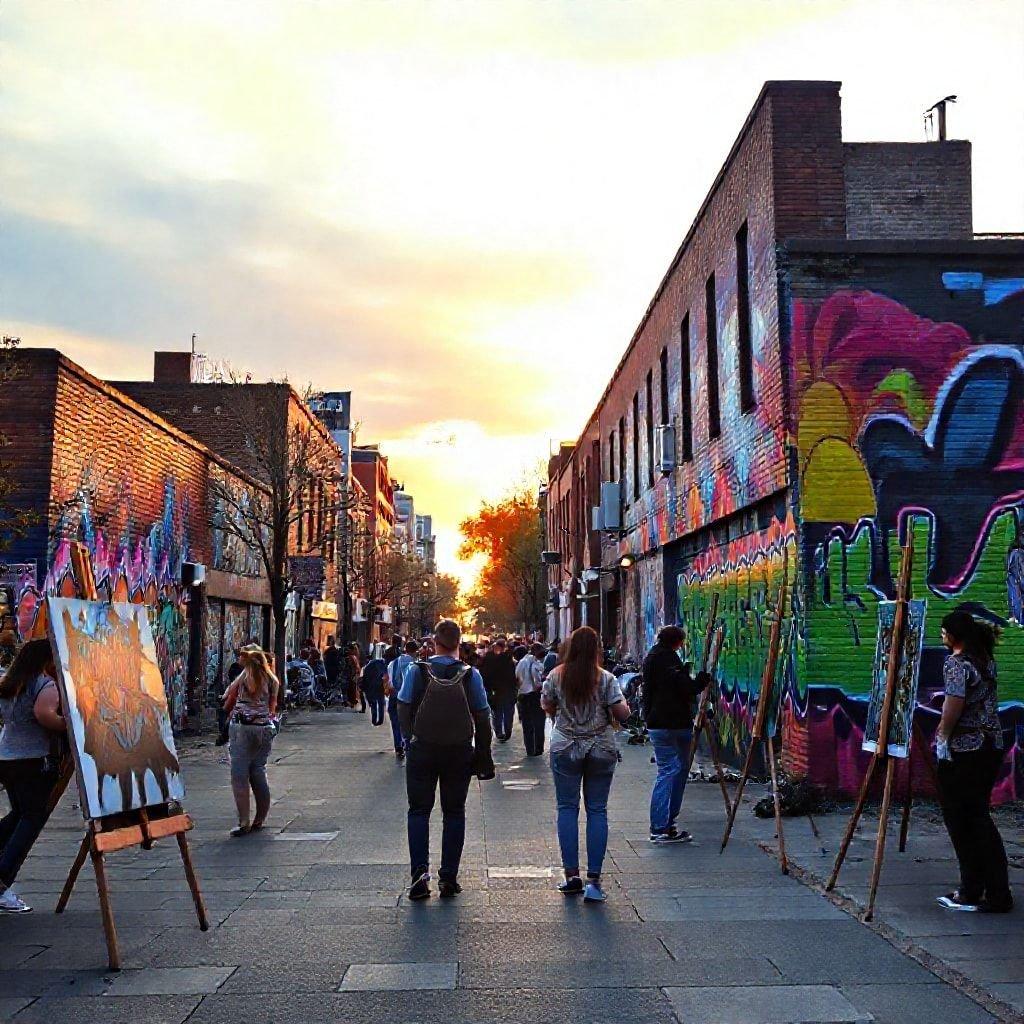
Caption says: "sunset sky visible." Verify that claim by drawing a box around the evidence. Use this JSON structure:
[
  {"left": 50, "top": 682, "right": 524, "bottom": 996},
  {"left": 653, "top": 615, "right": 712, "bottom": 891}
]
[{"left": 3, "top": 1, "right": 1023, "bottom": 586}]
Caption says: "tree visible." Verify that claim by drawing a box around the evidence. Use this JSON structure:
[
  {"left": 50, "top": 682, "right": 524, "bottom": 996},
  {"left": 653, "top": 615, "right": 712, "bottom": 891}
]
[
  {"left": 207, "top": 379, "right": 345, "bottom": 676},
  {"left": 458, "top": 489, "right": 546, "bottom": 633}
]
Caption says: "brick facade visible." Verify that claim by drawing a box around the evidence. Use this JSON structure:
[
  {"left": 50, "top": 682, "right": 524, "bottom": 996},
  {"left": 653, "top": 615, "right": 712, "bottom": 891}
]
[
  {"left": 0, "top": 350, "right": 270, "bottom": 729},
  {"left": 546, "top": 80, "right": 1024, "bottom": 799}
]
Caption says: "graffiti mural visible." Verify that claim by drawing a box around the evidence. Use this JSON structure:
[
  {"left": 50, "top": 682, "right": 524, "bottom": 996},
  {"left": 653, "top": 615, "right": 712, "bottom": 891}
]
[
  {"left": 222, "top": 601, "right": 249, "bottom": 682},
  {"left": 793, "top": 287, "right": 1024, "bottom": 799},
  {"left": 204, "top": 599, "right": 223, "bottom": 701},
  {"left": 42, "top": 476, "right": 193, "bottom": 730}
]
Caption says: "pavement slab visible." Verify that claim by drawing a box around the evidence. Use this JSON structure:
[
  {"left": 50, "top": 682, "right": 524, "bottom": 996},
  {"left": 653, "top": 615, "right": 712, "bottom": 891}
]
[{"left": 0, "top": 709, "right": 1014, "bottom": 1023}]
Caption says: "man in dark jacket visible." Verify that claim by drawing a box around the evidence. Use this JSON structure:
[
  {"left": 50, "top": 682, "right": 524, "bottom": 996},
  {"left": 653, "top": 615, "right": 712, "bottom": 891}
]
[
  {"left": 641, "top": 625, "right": 709, "bottom": 844},
  {"left": 323, "top": 636, "right": 343, "bottom": 696},
  {"left": 479, "top": 638, "right": 518, "bottom": 742}
]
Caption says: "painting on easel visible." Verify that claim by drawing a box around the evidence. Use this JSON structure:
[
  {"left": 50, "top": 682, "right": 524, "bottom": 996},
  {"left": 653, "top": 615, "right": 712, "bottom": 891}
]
[
  {"left": 47, "top": 598, "right": 185, "bottom": 819},
  {"left": 863, "top": 600, "right": 927, "bottom": 759}
]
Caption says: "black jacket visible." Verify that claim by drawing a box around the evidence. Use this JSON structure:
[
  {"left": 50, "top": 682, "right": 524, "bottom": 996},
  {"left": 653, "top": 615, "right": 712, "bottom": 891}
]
[
  {"left": 641, "top": 643, "right": 707, "bottom": 730},
  {"left": 480, "top": 651, "right": 518, "bottom": 704},
  {"left": 323, "top": 646, "right": 342, "bottom": 681}
]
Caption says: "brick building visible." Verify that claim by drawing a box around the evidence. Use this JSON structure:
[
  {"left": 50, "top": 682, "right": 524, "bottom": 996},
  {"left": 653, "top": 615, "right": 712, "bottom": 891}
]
[
  {"left": 113, "top": 353, "right": 344, "bottom": 653},
  {"left": 0, "top": 349, "right": 271, "bottom": 730},
  {"left": 546, "top": 81, "right": 1024, "bottom": 798}
]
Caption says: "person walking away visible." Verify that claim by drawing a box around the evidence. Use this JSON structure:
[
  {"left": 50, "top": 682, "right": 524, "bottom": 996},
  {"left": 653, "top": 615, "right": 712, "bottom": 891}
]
[
  {"left": 308, "top": 647, "right": 327, "bottom": 691},
  {"left": 0, "top": 639, "right": 66, "bottom": 913},
  {"left": 223, "top": 644, "right": 280, "bottom": 837},
  {"left": 345, "top": 643, "right": 362, "bottom": 710},
  {"left": 397, "top": 619, "right": 494, "bottom": 900},
  {"left": 516, "top": 642, "right": 547, "bottom": 756},
  {"left": 542, "top": 626, "right": 629, "bottom": 903},
  {"left": 642, "top": 626, "right": 707, "bottom": 844},
  {"left": 459, "top": 641, "right": 480, "bottom": 669},
  {"left": 934, "top": 611, "right": 1012, "bottom": 913},
  {"left": 361, "top": 652, "right": 388, "bottom": 726},
  {"left": 480, "top": 638, "right": 517, "bottom": 742},
  {"left": 387, "top": 641, "right": 419, "bottom": 761},
  {"left": 323, "top": 636, "right": 342, "bottom": 698},
  {"left": 542, "top": 640, "right": 561, "bottom": 680}
]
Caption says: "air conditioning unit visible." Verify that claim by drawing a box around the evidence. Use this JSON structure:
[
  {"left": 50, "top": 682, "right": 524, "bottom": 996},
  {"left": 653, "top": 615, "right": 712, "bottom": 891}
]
[
  {"left": 352, "top": 598, "right": 369, "bottom": 622},
  {"left": 599, "top": 481, "right": 622, "bottom": 533},
  {"left": 655, "top": 424, "right": 676, "bottom": 475},
  {"left": 591, "top": 506, "right": 603, "bottom": 532}
]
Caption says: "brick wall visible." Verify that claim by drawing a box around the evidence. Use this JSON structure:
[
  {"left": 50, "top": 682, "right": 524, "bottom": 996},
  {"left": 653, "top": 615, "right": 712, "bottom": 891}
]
[{"left": 844, "top": 142, "right": 972, "bottom": 240}]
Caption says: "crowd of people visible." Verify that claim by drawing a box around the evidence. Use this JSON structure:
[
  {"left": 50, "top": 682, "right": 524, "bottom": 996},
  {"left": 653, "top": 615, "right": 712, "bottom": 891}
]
[{"left": 0, "top": 614, "right": 1013, "bottom": 915}]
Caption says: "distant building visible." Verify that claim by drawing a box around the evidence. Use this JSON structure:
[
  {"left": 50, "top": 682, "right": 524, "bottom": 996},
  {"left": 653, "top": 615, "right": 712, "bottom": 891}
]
[
  {"left": 393, "top": 487, "right": 416, "bottom": 554},
  {"left": 415, "top": 514, "right": 436, "bottom": 572}
]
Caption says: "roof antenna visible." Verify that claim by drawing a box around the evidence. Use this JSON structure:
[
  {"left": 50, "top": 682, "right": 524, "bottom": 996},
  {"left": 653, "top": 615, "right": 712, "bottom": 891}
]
[
  {"left": 924, "top": 95, "right": 957, "bottom": 141},
  {"left": 191, "top": 332, "right": 197, "bottom": 355}
]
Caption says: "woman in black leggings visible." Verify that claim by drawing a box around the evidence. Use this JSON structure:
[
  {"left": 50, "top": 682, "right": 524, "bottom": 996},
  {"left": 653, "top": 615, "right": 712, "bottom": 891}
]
[{"left": 0, "top": 639, "right": 66, "bottom": 913}]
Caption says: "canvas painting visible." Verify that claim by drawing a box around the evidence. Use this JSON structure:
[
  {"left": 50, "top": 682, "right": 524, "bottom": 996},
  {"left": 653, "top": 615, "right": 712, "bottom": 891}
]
[
  {"left": 863, "top": 600, "right": 927, "bottom": 758},
  {"left": 47, "top": 598, "right": 185, "bottom": 819}
]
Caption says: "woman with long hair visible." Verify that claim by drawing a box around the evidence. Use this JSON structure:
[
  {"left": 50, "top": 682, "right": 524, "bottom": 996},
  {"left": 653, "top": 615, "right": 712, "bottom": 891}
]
[
  {"left": 0, "top": 638, "right": 66, "bottom": 912},
  {"left": 934, "top": 611, "right": 1012, "bottom": 912},
  {"left": 223, "top": 644, "right": 280, "bottom": 837},
  {"left": 541, "top": 626, "right": 629, "bottom": 903}
]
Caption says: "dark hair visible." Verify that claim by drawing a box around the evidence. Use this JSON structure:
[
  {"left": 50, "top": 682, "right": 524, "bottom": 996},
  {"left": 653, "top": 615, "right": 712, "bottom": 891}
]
[
  {"left": 942, "top": 610, "right": 997, "bottom": 670},
  {"left": 559, "top": 626, "right": 601, "bottom": 711},
  {"left": 657, "top": 625, "right": 685, "bottom": 647},
  {"left": 531, "top": 642, "right": 545, "bottom": 658},
  {"left": 404, "top": 639, "right": 419, "bottom": 653},
  {"left": 512, "top": 644, "right": 528, "bottom": 661},
  {"left": 434, "top": 619, "right": 461, "bottom": 651},
  {"left": 0, "top": 638, "right": 55, "bottom": 700}
]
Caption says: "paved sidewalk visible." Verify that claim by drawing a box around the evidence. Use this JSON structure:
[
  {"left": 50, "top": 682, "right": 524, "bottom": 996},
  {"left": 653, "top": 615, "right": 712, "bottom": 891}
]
[{"left": 0, "top": 710, "right": 1017, "bottom": 1023}]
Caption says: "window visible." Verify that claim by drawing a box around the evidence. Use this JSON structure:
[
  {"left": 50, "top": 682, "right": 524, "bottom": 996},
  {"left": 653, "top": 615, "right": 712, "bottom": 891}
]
[
  {"left": 646, "top": 369, "right": 655, "bottom": 488},
  {"left": 680, "top": 314, "right": 693, "bottom": 462},
  {"left": 659, "top": 346, "right": 669, "bottom": 425},
  {"left": 706, "top": 273, "right": 721, "bottom": 439},
  {"left": 632, "top": 392, "right": 640, "bottom": 501},
  {"left": 608, "top": 430, "right": 616, "bottom": 483},
  {"left": 737, "top": 222, "right": 755, "bottom": 411},
  {"left": 618, "top": 417, "right": 626, "bottom": 491}
]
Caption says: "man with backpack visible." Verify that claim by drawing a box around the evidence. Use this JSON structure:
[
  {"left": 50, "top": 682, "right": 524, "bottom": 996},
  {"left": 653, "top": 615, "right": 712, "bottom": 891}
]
[
  {"left": 397, "top": 619, "right": 495, "bottom": 900},
  {"left": 641, "top": 625, "right": 709, "bottom": 845}
]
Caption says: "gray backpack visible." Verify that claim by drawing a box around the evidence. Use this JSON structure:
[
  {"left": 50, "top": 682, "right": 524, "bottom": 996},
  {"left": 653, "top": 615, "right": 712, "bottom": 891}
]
[{"left": 412, "top": 660, "right": 474, "bottom": 745}]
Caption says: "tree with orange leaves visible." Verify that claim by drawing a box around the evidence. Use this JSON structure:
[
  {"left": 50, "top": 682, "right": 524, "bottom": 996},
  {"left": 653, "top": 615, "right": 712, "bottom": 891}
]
[{"left": 458, "top": 489, "right": 546, "bottom": 633}]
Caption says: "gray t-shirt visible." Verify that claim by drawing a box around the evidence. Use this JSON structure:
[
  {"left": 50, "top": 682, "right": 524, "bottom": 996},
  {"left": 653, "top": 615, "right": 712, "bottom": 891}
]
[
  {"left": 0, "top": 673, "right": 58, "bottom": 760},
  {"left": 943, "top": 653, "right": 1002, "bottom": 754},
  {"left": 542, "top": 667, "right": 624, "bottom": 756}
]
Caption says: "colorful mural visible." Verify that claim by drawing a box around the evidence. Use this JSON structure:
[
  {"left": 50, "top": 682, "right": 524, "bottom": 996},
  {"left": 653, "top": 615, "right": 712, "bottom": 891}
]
[
  {"left": 42, "top": 476, "right": 192, "bottom": 730},
  {"left": 793, "top": 287, "right": 1024, "bottom": 800},
  {"left": 204, "top": 599, "right": 223, "bottom": 701},
  {"left": 222, "top": 601, "right": 250, "bottom": 685}
]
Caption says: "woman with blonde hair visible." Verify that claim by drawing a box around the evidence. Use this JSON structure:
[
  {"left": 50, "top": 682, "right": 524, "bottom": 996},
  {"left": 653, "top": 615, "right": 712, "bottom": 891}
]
[
  {"left": 541, "top": 626, "right": 629, "bottom": 903},
  {"left": 223, "top": 644, "right": 279, "bottom": 837}
]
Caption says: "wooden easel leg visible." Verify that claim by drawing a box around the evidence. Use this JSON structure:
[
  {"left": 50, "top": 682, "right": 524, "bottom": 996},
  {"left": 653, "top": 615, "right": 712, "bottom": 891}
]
[
  {"left": 56, "top": 833, "right": 90, "bottom": 913},
  {"left": 898, "top": 757, "right": 913, "bottom": 854},
  {"left": 766, "top": 734, "right": 788, "bottom": 874},
  {"left": 702, "top": 719, "right": 733, "bottom": 815},
  {"left": 865, "top": 757, "right": 897, "bottom": 921},
  {"left": 720, "top": 739, "right": 758, "bottom": 853},
  {"left": 686, "top": 711, "right": 705, "bottom": 776},
  {"left": 826, "top": 752, "right": 879, "bottom": 891},
  {"left": 176, "top": 832, "right": 210, "bottom": 931},
  {"left": 90, "top": 845, "right": 121, "bottom": 971}
]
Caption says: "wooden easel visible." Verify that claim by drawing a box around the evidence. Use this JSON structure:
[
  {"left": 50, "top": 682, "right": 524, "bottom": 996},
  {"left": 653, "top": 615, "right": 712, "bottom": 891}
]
[
  {"left": 826, "top": 533, "right": 917, "bottom": 921},
  {"left": 720, "top": 560, "right": 790, "bottom": 872},
  {"left": 683, "top": 592, "right": 733, "bottom": 814},
  {"left": 43, "top": 543, "right": 209, "bottom": 969}
]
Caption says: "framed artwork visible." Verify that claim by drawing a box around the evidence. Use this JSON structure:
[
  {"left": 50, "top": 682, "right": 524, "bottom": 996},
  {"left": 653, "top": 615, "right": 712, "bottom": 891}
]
[
  {"left": 47, "top": 598, "right": 185, "bottom": 819},
  {"left": 862, "top": 600, "right": 927, "bottom": 759}
]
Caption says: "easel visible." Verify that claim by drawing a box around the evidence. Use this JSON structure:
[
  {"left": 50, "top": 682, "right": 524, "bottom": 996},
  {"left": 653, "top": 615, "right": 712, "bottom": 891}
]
[
  {"left": 826, "top": 533, "right": 918, "bottom": 921},
  {"left": 683, "top": 592, "right": 733, "bottom": 814},
  {"left": 720, "top": 559, "right": 790, "bottom": 872},
  {"left": 43, "top": 543, "right": 209, "bottom": 969}
]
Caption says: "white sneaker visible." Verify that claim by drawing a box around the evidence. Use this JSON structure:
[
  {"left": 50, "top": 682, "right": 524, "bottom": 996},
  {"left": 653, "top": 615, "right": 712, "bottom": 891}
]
[{"left": 0, "top": 888, "right": 32, "bottom": 913}]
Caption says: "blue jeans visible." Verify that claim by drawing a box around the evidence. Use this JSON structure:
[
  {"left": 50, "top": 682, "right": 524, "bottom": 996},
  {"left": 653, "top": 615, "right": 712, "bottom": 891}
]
[
  {"left": 648, "top": 728, "right": 692, "bottom": 834},
  {"left": 387, "top": 693, "right": 405, "bottom": 752},
  {"left": 491, "top": 701, "right": 516, "bottom": 740},
  {"left": 550, "top": 745, "right": 617, "bottom": 877}
]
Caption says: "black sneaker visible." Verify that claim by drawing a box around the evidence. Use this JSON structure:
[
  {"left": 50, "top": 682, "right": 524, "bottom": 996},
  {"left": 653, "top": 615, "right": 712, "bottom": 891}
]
[
  {"left": 650, "top": 828, "right": 692, "bottom": 845},
  {"left": 439, "top": 879, "right": 462, "bottom": 898},
  {"left": 978, "top": 897, "right": 1014, "bottom": 914},
  {"left": 558, "top": 876, "right": 584, "bottom": 896},
  {"left": 408, "top": 872, "right": 431, "bottom": 901}
]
